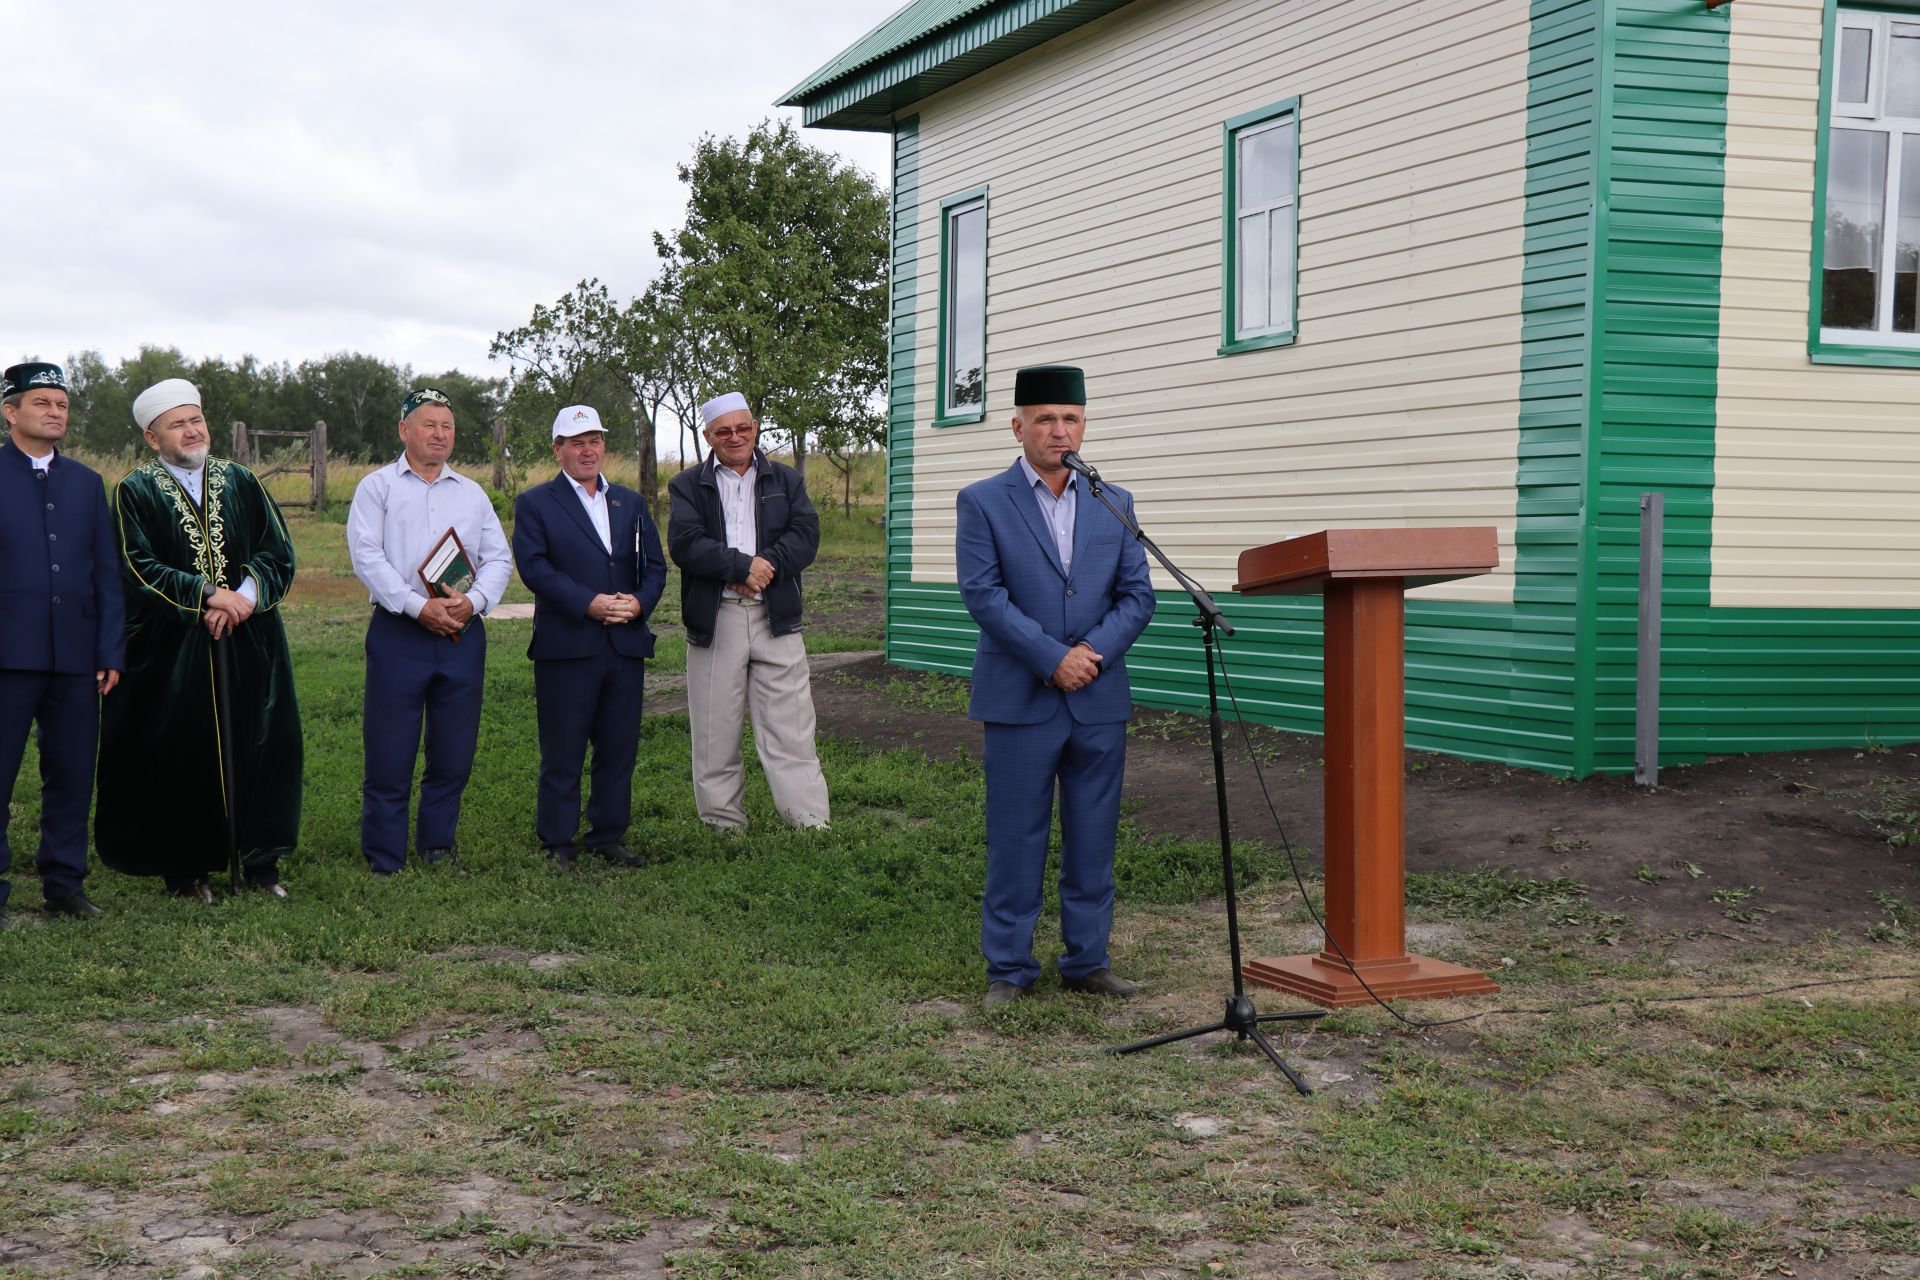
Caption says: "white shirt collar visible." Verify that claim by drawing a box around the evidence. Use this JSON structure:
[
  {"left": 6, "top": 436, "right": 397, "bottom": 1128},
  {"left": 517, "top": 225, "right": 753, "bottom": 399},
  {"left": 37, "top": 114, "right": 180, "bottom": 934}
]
[
  {"left": 566, "top": 471, "right": 605, "bottom": 501},
  {"left": 712, "top": 454, "right": 756, "bottom": 480}
]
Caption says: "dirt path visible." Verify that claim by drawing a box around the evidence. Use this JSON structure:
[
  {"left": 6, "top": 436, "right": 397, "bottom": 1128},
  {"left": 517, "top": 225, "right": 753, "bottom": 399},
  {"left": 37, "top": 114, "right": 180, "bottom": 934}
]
[{"left": 810, "top": 656, "right": 1920, "bottom": 960}]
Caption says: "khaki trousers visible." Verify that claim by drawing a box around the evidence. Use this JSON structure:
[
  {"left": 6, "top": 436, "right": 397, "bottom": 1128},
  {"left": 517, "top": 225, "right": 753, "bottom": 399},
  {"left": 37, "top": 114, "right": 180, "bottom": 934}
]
[{"left": 686, "top": 600, "right": 830, "bottom": 828}]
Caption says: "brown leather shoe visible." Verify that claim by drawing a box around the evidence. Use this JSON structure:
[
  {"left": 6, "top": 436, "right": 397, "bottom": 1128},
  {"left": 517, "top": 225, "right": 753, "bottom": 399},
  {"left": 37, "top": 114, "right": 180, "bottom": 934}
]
[
  {"left": 1062, "top": 968, "right": 1140, "bottom": 998},
  {"left": 983, "top": 981, "right": 1031, "bottom": 1009}
]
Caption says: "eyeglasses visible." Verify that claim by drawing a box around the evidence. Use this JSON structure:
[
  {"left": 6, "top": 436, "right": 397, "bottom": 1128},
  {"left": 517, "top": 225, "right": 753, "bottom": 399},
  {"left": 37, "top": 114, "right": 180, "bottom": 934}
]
[{"left": 708, "top": 426, "right": 754, "bottom": 439}]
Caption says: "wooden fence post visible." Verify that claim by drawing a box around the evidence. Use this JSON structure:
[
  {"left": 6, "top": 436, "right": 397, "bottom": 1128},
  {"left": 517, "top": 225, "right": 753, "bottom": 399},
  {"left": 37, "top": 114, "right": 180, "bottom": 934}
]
[
  {"left": 232, "top": 421, "right": 249, "bottom": 466},
  {"left": 312, "top": 419, "right": 329, "bottom": 511},
  {"left": 491, "top": 417, "right": 507, "bottom": 490}
]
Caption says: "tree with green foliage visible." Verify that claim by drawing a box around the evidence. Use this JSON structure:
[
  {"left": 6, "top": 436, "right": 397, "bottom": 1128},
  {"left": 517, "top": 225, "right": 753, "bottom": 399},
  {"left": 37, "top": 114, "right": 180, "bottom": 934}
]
[
  {"left": 489, "top": 279, "right": 641, "bottom": 499},
  {"left": 652, "top": 118, "right": 889, "bottom": 485}
]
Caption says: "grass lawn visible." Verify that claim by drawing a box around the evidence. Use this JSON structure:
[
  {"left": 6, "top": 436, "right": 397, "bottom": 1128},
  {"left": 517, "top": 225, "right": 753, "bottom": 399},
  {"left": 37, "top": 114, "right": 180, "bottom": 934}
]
[{"left": 2, "top": 506, "right": 1917, "bottom": 1278}]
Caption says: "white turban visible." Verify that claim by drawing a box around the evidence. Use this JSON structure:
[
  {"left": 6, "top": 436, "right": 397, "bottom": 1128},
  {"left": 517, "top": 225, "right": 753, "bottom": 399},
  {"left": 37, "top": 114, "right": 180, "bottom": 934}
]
[
  {"left": 133, "top": 379, "right": 201, "bottom": 431},
  {"left": 698, "top": 391, "right": 750, "bottom": 425}
]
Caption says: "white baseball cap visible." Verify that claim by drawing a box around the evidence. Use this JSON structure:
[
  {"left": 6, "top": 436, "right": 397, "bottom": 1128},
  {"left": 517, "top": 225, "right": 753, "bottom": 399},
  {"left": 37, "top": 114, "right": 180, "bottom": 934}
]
[{"left": 552, "top": 405, "right": 604, "bottom": 440}]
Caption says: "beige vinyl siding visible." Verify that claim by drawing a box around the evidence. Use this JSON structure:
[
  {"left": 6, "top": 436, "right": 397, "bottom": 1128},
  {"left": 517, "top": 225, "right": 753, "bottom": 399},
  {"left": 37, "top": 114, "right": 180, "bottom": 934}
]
[
  {"left": 1714, "top": 0, "right": 1920, "bottom": 609},
  {"left": 901, "top": 0, "right": 1531, "bottom": 603}
]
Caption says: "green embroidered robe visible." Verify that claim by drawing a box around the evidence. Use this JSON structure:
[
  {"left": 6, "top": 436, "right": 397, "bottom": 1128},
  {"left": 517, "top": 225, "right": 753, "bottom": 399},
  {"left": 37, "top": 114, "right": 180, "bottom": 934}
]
[{"left": 96, "top": 459, "right": 304, "bottom": 877}]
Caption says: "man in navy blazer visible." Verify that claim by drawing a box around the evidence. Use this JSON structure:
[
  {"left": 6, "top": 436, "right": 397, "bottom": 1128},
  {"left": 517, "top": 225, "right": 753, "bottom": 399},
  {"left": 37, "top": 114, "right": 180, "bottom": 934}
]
[
  {"left": 0, "top": 362, "right": 125, "bottom": 918},
  {"left": 511, "top": 405, "right": 667, "bottom": 869},
  {"left": 955, "top": 365, "right": 1156, "bottom": 1008}
]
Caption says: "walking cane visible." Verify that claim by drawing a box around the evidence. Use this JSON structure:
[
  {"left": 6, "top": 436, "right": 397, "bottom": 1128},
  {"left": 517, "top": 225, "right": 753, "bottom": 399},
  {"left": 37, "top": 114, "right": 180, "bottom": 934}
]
[{"left": 210, "top": 632, "right": 243, "bottom": 894}]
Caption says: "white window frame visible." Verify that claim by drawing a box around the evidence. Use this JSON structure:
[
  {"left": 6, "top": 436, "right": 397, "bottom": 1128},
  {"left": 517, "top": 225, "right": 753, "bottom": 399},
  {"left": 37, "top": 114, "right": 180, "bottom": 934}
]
[{"left": 1822, "top": 8, "right": 1920, "bottom": 348}]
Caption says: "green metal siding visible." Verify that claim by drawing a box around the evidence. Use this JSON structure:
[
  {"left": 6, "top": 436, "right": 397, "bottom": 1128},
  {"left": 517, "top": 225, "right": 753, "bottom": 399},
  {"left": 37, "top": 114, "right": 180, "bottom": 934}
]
[
  {"left": 1583, "top": 0, "right": 1727, "bottom": 772},
  {"left": 1643, "top": 0, "right": 1920, "bottom": 759}
]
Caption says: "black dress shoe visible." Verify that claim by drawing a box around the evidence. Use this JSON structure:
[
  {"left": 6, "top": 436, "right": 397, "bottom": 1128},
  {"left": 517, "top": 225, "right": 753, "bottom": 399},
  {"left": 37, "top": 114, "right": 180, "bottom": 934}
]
[
  {"left": 589, "top": 843, "right": 647, "bottom": 869},
  {"left": 983, "top": 980, "right": 1031, "bottom": 1009},
  {"left": 420, "top": 848, "right": 466, "bottom": 876},
  {"left": 44, "top": 891, "right": 104, "bottom": 918},
  {"left": 547, "top": 847, "right": 578, "bottom": 871},
  {"left": 1062, "top": 968, "right": 1140, "bottom": 998}
]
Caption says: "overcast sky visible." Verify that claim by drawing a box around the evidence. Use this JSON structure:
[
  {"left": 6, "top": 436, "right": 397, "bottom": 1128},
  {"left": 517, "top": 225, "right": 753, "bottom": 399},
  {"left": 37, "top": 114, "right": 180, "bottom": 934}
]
[{"left": 6, "top": 0, "right": 898, "bottom": 383}]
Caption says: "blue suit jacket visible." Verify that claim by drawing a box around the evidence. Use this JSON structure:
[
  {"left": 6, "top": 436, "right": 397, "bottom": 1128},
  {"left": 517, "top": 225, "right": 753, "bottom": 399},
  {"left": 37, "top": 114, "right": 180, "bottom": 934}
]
[
  {"left": 0, "top": 441, "right": 125, "bottom": 676},
  {"left": 511, "top": 475, "right": 667, "bottom": 661},
  {"left": 956, "top": 461, "right": 1156, "bottom": 725}
]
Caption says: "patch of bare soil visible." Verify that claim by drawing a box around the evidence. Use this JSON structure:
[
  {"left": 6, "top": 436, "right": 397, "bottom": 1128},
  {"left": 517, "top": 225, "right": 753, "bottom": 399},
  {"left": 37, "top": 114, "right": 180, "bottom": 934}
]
[
  {"left": 3, "top": 999, "right": 704, "bottom": 1279},
  {"left": 812, "top": 656, "right": 1920, "bottom": 959}
]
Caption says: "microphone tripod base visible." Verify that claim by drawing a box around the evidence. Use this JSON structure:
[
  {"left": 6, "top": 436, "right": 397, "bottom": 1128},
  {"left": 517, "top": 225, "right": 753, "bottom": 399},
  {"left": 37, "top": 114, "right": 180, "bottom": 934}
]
[{"left": 1111, "top": 994, "right": 1326, "bottom": 1095}]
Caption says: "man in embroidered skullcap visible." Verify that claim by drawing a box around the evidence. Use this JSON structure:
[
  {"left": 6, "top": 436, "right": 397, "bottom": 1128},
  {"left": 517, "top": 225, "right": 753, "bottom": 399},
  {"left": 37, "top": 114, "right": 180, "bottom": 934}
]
[
  {"left": 512, "top": 405, "right": 666, "bottom": 870},
  {"left": 346, "top": 387, "right": 512, "bottom": 876},
  {"left": 665, "top": 391, "right": 829, "bottom": 830},
  {"left": 95, "top": 378, "right": 304, "bottom": 902},
  {"left": 0, "top": 362, "right": 125, "bottom": 919}
]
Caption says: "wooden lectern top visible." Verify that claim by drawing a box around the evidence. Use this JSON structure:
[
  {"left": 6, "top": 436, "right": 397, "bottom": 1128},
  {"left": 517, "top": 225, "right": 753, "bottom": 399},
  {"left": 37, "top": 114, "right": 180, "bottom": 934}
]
[{"left": 1234, "top": 527, "right": 1499, "bottom": 596}]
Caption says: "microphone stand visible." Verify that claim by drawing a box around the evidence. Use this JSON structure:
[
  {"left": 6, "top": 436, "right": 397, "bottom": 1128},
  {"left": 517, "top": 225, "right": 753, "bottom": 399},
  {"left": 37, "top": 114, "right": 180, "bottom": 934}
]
[{"left": 1066, "top": 455, "right": 1324, "bottom": 1094}]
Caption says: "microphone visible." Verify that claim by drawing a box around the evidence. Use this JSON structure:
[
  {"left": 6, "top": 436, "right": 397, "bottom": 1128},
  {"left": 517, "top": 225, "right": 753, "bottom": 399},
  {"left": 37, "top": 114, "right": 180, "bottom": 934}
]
[{"left": 1060, "top": 451, "right": 1100, "bottom": 482}]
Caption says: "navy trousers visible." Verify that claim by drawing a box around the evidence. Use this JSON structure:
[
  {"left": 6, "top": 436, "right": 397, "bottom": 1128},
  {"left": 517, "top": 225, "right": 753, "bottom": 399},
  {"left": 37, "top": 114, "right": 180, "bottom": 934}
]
[
  {"left": 360, "top": 611, "right": 486, "bottom": 872},
  {"left": 981, "top": 706, "right": 1127, "bottom": 986},
  {"left": 533, "top": 647, "right": 645, "bottom": 853},
  {"left": 0, "top": 670, "right": 98, "bottom": 907}
]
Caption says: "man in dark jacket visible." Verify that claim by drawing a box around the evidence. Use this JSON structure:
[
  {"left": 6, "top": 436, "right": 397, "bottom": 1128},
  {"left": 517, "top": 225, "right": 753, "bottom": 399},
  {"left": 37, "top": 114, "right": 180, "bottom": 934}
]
[
  {"left": 665, "top": 392, "right": 829, "bottom": 830},
  {"left": 0, "top": 362, "right": 125, "bottom": 918},
  {"left": 512, "top": 405, "right": 667, "bottom": 868}
]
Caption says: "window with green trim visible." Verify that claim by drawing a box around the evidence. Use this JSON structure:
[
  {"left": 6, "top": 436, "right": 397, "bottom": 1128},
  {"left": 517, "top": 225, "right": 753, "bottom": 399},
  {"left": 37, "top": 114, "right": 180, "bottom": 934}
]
[
  {"left": 1221, "top": 99, "right": 1299, "bottom": 355},
  {"left": 938, "top": 189, "right": 987, "bottom": 423},
  {"left": 1818, "top": 8, "right": 1920, "bottom": 347}
]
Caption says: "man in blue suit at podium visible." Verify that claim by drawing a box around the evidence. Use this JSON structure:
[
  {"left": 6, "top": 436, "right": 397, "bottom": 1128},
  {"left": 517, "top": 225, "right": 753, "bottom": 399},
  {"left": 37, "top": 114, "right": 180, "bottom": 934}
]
[
  {"left": 512, "top": 405, "right": 667, "bottom": 869},
  {"left": 955, "top": 365, "right": 1156, "bottom": 1008}
]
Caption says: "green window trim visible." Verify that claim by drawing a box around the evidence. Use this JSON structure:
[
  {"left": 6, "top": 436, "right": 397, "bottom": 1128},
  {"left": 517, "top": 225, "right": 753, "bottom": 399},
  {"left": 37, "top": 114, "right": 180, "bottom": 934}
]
[
  {"left": 1219, "top": 96, "right": 1301, "bottom": 357},
  {"left": 934, "top": 185, "right": 990, "bottom": 427},
  {"left": 1806, "top": 0, "right": 1920, "bottom": 369}
]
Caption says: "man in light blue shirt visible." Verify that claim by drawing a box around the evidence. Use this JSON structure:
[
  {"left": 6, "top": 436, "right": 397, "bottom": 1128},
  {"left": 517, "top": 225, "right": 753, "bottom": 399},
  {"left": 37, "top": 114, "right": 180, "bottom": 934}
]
[{"left": 347, "top": 387, "right": 512, "bottom": 875}]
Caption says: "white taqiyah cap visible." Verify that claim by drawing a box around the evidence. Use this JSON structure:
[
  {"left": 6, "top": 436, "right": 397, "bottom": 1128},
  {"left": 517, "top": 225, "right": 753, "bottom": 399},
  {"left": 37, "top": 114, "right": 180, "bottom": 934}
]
[
  {"left": 551, "top": 404, "right": 604, "bottom": 439},
  {"left": 698, "top": 391, "right": 750, "bottom": 425},
  {"left": 132, "top": 378, "right": 201, "bottom": 431}
]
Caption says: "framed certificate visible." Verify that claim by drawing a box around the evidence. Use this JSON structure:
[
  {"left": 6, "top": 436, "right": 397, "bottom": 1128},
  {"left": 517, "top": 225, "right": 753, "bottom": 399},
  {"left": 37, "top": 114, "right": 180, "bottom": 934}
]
[{"left": 418, "top": 527, "right": 476, "bottom": 600}]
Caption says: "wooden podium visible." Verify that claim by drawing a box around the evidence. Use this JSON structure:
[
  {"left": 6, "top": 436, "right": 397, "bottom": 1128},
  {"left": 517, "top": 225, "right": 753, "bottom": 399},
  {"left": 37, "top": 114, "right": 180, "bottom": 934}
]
[{"left": 1233, "top": 528, "right": 1503, "bottom": 1008}]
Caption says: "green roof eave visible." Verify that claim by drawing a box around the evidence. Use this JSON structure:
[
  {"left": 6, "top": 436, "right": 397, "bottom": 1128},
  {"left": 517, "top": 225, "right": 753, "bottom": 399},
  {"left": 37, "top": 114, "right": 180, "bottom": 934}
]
[{"left": 779, "top": 0, "right": 1141, "bottom": 132}]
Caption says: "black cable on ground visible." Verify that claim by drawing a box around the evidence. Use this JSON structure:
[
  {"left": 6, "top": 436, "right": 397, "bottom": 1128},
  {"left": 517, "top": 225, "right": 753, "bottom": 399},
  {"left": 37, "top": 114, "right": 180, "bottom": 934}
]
[{"left": 1207, "top": 634, "right": 1920, "bottom": 1033}]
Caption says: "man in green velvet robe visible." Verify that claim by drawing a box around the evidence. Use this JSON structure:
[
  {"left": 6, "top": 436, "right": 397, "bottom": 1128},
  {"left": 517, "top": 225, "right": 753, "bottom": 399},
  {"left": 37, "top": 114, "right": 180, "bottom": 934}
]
[{"left": 96, "top": 378, "right": 304, "bottom": 900}]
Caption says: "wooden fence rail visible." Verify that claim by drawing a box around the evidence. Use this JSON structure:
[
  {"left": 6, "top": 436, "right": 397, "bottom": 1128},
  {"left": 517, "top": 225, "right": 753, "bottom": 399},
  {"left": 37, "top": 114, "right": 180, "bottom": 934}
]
[{"left": 231, "top": 420, "right": 328, "bottom": 511}]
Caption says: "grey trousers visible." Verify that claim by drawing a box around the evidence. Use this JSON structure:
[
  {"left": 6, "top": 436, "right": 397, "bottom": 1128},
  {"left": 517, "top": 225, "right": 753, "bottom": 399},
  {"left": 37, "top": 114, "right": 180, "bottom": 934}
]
[{"left": 686, "top": 600, "right": 830, "bottom": 828}]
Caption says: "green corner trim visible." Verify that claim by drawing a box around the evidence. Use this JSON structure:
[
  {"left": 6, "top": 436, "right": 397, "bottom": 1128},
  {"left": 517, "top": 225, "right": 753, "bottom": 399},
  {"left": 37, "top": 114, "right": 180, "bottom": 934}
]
[
  {"left": 1806, "top": 0, "right": 1841, "bottom": 354},
  {"left": 1569, "top": 0, "right": 1618, "bottom": 777},
  {"left": 885, "top": 119, "right": 923, "bottom": 666},
  {"left": 934, "top": 185, "right": 990, "bottom": 427},
  {"left": 1219, "top": 96, "right": 1300, "bottom": 356}
]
